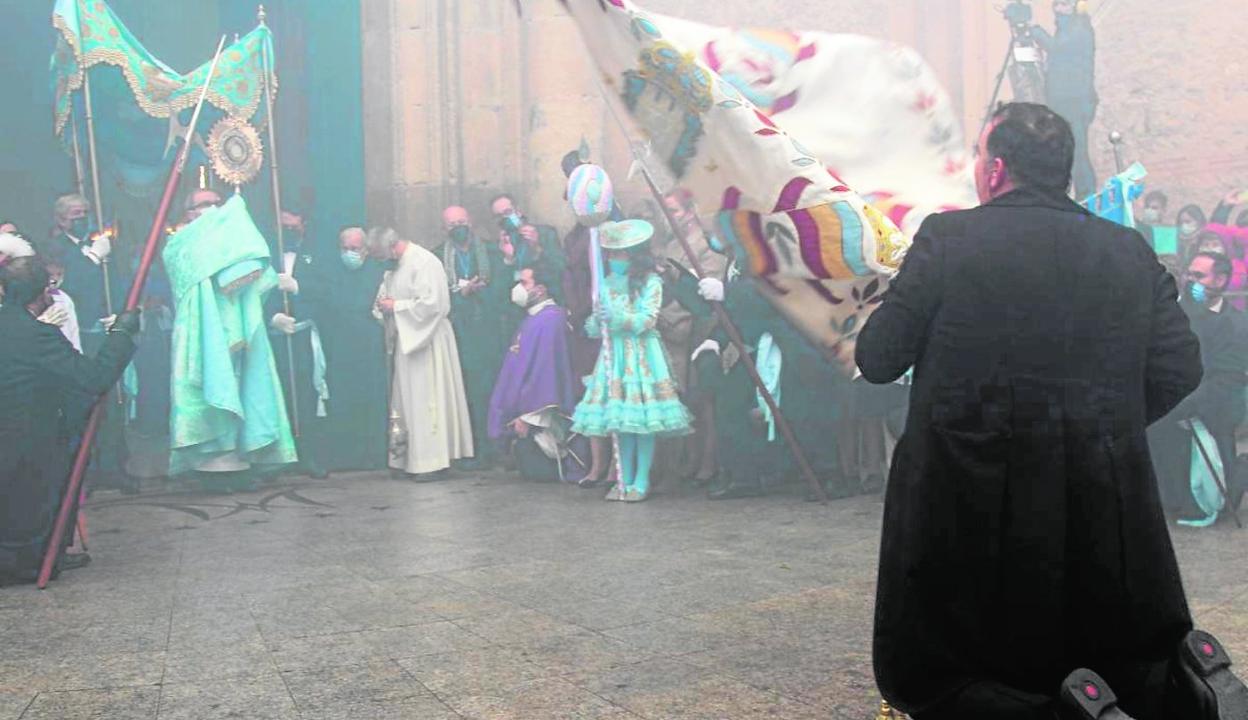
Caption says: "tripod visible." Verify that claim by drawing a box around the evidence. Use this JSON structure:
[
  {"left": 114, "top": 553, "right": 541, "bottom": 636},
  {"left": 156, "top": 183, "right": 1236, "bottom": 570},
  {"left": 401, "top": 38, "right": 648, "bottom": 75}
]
[{"left": 977, "top": 29, "right": 1046, "bottom": 142}]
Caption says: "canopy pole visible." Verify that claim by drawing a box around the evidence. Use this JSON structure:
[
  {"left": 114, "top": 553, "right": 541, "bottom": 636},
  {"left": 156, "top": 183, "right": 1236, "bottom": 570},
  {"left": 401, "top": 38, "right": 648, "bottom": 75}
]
[
  {"left": 39, "top": 36, "right": 231, "bottom": 590},
  {"left": 258, "top": 4, "right": 301, "bottom": 437}
]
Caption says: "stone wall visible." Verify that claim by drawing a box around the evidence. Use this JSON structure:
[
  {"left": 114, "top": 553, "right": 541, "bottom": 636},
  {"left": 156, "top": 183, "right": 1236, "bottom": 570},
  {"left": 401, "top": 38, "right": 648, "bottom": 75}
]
[{"left": 361, "top": 0, "right": 1247, "bottom": 244}]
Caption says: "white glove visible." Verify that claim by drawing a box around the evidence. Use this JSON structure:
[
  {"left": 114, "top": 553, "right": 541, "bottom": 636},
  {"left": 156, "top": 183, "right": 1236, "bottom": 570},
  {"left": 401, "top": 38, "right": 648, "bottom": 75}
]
[
  {"left": 99, "top": 314, "right": 117, "bottom": 331},
  {"left": 38, "top": 304, "right": 70, "bottom": 327},
  {"left": 84, "top": 234, "right": 111, "bottom": 264},
  {"left": 277, "top": 273, "right": 300, "bottom": 294},
  {"left": 691, "top": 338, "right": 721, "bottom": 362},
  {"left": 270, "top": 312, "right": 297, "bottom": 335},
  {"left": 697, "top": 277, "right": 725, "bottom": 303}
]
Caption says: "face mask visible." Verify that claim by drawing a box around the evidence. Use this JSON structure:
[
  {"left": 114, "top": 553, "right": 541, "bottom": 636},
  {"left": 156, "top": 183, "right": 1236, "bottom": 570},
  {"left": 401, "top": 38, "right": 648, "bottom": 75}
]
[
  {"left": 69, "top": 217, "right": 89, "bottom": 238},
  {"left": 1180, "top": 222, "right": 1200, "bottom": 237},
  {"left": 341, "top": 250, "right": 365, "bottom": 270},
  {"left": 1141, "top": 208, "right": 1161, "bottom": 224},
  {"left": 608, "top": 259, "right": 630, "bottom": 277},
  {"left": 511, "top": 283, "right": 530, "bottom": 308},
  {"left": 1189, "top": 281, "right": 1209, "bottom": 305},
  {"left": 449, "top": 225, "right": 471, "bottom": 243}
]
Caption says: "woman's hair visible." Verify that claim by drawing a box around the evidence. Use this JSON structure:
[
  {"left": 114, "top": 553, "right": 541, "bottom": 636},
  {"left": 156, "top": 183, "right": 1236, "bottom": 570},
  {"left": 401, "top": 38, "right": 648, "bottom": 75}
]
[
  {"left": 625, "top": 241, "right": 655, "bottom": 297},
  {"left": 1176, "top": 204, "right": 1208, "bottom": 228}
]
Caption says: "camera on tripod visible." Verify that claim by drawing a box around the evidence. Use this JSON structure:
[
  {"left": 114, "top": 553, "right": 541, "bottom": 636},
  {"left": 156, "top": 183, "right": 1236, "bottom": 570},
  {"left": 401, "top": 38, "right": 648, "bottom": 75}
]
[{"left": 1002, "top": 0, "right": 1035, "bottom": 43}]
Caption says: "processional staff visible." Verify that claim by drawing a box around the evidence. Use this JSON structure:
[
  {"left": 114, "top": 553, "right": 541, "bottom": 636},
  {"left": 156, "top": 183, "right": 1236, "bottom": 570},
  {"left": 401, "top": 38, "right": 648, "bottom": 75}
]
[{"left": 38, "top": 36, "right": 230, "bottom": 590}]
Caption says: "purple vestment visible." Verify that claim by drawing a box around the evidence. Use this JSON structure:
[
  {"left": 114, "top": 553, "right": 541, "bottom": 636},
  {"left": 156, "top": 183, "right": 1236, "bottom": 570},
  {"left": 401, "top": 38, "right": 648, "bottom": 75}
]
[{"left": 487, "top": 303, "right": 578, "bottom": 439}]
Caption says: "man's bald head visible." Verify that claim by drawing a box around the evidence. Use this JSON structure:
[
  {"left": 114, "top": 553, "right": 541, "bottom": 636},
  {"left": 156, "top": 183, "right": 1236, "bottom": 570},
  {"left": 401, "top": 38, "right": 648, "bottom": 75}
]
[{"left": 442, "top": 205, "right": 470, "bottom": 230}]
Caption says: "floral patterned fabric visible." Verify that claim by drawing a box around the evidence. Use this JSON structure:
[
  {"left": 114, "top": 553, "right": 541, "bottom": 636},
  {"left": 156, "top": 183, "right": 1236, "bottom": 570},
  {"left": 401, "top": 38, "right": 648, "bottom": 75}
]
[{"left": 571, "top": 273, "right": 693, "bottom": 438}]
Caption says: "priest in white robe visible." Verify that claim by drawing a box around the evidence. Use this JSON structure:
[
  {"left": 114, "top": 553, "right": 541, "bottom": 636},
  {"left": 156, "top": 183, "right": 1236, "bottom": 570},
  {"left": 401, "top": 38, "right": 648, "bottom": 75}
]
[{"left": 367, "top": 227, "right": 473, "bottom": 477}]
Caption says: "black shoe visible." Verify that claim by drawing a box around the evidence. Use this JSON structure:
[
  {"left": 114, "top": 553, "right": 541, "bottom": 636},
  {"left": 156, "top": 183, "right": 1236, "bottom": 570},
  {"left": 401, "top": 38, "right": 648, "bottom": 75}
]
[
  {"left": 59, "top": 553, "right": 92, "bottom": 572},
  {"left": 1057, "top": 669, "right": 1135, "bottom": 719},
  {"left": 1174, "top": 630, "right": 1248, "bottom": 720}
]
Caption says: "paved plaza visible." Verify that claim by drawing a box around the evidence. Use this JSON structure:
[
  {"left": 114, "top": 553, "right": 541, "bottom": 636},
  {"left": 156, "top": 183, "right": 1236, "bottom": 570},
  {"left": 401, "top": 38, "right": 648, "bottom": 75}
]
[{"left": 1, "top": 470, "right": 1245, "bottom": 719}]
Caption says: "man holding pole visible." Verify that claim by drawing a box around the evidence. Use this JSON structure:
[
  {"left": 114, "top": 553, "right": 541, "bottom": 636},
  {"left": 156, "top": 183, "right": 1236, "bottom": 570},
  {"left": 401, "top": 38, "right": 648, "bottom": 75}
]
[
  {"left": 46, "top": 193, "right": 111, "bottom": 337},
  {"left": 46, "top": 193, "right": 132, "bottom": 492},
  {"left": 0, "top": 255, "right": 138, "bottom": 585}
]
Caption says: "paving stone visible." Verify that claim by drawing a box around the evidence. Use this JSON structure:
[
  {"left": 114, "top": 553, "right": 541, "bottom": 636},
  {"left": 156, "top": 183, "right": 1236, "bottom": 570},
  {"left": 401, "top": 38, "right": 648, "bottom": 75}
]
[{"left": 0, "top": 472, "right": 1241, "bottom": 719}]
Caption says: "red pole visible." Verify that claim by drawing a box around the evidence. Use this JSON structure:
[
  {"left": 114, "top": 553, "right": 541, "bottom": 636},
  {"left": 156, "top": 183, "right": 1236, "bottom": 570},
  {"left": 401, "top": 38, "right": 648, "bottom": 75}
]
[{"left": 38, "top": 36, "right": 228, "bottom": 589}]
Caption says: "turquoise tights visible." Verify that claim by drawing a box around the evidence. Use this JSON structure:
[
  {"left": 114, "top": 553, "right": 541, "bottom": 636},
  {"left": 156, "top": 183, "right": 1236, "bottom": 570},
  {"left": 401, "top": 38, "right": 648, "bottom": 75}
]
[{"left": 616, "top": 434, "right": 656, "bottom": 494}]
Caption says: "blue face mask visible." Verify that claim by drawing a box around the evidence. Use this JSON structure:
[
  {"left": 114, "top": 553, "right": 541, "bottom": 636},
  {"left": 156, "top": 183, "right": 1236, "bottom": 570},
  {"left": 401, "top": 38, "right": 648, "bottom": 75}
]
[
  {"left": 70, "top": 217, "right": 89, "bottom": 238},
  {"left": 341, "top": 250, "right": 365, "bottom": 270},
  {"left": 1189, "top": 281, "right": 1208, "bottom": 305},
  {"left": 608, "top": 259, "right": 630, "bottom": 277}
]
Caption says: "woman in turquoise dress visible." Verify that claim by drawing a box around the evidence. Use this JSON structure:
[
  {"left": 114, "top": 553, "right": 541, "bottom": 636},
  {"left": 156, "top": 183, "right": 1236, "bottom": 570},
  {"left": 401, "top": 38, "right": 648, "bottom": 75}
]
[{"left": 571, "top": 219, "right": 693, "bottom": 502}]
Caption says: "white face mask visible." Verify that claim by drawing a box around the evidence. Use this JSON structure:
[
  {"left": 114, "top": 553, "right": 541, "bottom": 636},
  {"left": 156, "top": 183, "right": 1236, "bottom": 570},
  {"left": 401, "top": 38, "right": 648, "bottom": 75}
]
[
  {"left": 1141, "top": 208, "right": 1161, "bottom": 224},
  {"left": 510, "top": 283, "right": 530, "bottom": 308},
  {"left": 1180, "top": 221, "right": 1201, "bottom": 237}
]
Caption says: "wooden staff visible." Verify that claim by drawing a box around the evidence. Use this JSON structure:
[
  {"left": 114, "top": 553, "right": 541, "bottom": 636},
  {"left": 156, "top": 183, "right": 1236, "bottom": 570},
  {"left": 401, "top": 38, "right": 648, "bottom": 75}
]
[
  {"left": 38, "top": 36, "right": 230, "bottom": 590},
  {"left": 258, "top": 4, "right": 301, "bottom": 437}
]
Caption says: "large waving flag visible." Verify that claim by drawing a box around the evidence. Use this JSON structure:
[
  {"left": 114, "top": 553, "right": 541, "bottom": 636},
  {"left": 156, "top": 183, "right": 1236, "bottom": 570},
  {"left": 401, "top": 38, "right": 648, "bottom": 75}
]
[
  {"left": 563, "top": 0, "right": 908, "bottom": 282},
  {"left": 563, "top": 0, "right": 974, "bottom": 365},
  {"left": 657, "top": 17, "right": 978, "bottom": 237}
]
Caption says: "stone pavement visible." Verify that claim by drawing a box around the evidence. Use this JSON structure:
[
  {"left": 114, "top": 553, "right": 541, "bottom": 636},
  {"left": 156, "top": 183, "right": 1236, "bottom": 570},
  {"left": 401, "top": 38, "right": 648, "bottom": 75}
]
[{"left": 1, "top": 470, "right": 1245, "bottom": 719}]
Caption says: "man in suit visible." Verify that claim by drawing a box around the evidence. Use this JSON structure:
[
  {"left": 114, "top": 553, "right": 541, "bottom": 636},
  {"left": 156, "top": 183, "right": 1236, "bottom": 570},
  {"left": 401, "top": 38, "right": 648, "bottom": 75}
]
[
  {"left": 1149, "top": 251, "right": 1248, "bottom": 517},
  {"left": 0, "top": 255, "right": 138, "bottom": 584},
  {"left": 857, "top": 102, "right": 1248, "bottom": 720}
]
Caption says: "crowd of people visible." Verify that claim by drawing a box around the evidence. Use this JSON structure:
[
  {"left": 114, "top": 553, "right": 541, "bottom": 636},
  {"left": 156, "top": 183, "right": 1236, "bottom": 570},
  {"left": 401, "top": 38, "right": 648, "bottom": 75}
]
[{"left": 2, "top": 145, "right": 1246, "bottom": 583}]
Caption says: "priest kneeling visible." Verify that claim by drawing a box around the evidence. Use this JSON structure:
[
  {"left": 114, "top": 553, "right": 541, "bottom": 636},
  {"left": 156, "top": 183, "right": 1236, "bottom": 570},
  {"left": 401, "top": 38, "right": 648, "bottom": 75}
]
[
  {"left": 369, "top": 227, "right": 473, "bottom": 479},
  {"left": 487, "top": 267, "right": 588, "bottom": 484}
]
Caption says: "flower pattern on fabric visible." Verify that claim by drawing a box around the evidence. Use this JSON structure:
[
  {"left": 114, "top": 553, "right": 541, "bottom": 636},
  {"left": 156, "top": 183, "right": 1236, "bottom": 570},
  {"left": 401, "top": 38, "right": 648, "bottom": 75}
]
[{"left": 572, "top": 273, "right": 693, "bottom": 437}]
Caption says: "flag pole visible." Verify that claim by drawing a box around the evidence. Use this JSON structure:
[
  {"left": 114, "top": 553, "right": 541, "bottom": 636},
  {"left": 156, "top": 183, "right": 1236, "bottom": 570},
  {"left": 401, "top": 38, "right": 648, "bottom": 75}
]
[
  {"left": 38, "top": 35, "right": 230, "bottom": 590},
  {"left": 258, "top": 4, "right": 301, "bottom": 437},
  {"left": 636, "top": 164, "right": 828, "bottom": 503},
  {"left": 591, "top": 78, "right": 826, "bottom": 502}
]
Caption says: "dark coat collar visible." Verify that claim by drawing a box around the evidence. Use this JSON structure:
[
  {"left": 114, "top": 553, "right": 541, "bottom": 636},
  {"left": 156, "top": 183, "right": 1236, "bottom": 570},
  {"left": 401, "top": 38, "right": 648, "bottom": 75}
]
[{"left": 984, "top": 187, "right": 1093, "bottom": 216}]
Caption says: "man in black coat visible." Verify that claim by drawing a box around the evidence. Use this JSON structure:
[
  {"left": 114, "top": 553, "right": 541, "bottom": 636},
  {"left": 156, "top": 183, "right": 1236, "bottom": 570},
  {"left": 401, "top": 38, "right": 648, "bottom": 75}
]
[
  {"left": 0, "top": 256, "right": 138, "bottom": 585},
  {"left": 857, "top": 102, "right": 1248, "bottom": 720}
]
